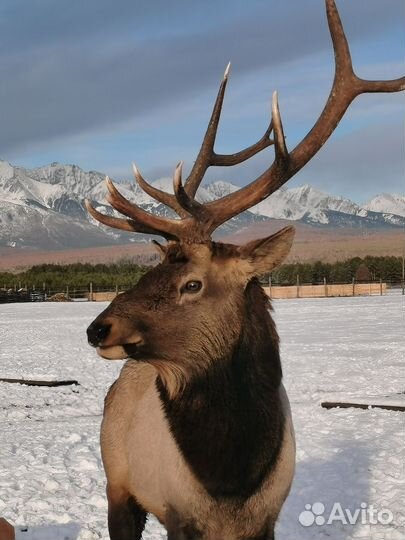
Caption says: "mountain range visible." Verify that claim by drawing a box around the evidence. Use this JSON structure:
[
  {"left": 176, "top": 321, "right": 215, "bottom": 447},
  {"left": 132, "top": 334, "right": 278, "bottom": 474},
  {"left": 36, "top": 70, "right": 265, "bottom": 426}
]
[{"left": 0, "top": 159, "right": 404, "bottom": 251}]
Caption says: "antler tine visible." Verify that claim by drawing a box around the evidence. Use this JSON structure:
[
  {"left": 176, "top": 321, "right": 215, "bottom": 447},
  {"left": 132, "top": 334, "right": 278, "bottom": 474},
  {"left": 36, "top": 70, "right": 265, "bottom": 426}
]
[
  {"left": 184, "top": 62, "right": 275, "bottom": 197},
  {"left": 84, "top": 199, "right": 172, "bottom": 237},
  {"left": 132, "top": 163, "right": 189, "bottom": 218},
  {"left": 103, "top": 177, "right": 187, "bottom": 239},
  {"left": 184, "top": 63, "right": 231, "bottom": 199},
  {"left": 86, "top": 176, "right": 211, "bottom": 243},
  {"left": 271, "top": 92, "right": 289, "bottom": 166},
  {"left": 292, "top": 0, "right": 404, "bottom": 167},
  {"left": 173, "top": 162, "right": 205, "bottom": 217},
  {"left": 202, "top": 0, "right": 405, "bottom": 232}
]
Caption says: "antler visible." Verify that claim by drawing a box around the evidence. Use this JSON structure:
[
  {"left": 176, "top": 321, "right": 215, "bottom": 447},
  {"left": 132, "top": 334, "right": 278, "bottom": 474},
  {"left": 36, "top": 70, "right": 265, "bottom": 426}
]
[
  {"left": 87, "top": 0, "right": 404, "bottom": 242},
  {"left": 183, "top": 62, "right": 275, "bottom": 199},
  {"left": 85, "top": 168, "right": 209, "bottom": 241},
  {"left": 203, "top": 0, "right": 405, "bottom": 230}
]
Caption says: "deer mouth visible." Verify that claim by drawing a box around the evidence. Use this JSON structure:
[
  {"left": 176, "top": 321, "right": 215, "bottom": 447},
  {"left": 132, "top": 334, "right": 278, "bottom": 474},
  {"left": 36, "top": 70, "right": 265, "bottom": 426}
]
[
  {"left": 96, "top": 344, "right": 128, "bottom": 360},
  {"left": 96, "top": 341, "right": 142, "bottom": 360}
]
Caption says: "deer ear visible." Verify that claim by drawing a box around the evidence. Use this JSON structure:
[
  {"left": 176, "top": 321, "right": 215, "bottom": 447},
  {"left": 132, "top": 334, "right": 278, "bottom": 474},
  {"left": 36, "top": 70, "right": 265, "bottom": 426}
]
[{"left": 238, "top": 226, "right": 295, "bottom": 276}]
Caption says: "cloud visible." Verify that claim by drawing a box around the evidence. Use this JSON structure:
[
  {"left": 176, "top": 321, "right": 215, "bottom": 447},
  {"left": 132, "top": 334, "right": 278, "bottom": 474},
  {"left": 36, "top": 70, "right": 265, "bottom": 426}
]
[
  {"left": 295, "top": 121, "right": 405, "bottom": 203},
  {"left": 0, "top": 0, "right": 403, "bottom": 158}
]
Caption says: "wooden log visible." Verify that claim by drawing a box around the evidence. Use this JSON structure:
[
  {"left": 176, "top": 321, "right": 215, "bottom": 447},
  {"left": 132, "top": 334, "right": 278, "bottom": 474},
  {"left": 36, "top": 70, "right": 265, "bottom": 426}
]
[
  {"left": 321, "top": 401, "right": 405, "bottom": 412},
  {"left": 0, "top": 518, "right": 14, "bottom": 540},
  {"left": 0, "top": 378, "right": 79, "bottom": 387}
]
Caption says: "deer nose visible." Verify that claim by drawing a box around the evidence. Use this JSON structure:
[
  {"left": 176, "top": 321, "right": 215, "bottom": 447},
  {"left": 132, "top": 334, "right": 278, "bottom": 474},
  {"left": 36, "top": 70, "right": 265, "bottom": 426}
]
[{"left": 87, "top": 322, "right": 111, "bottom": 347}]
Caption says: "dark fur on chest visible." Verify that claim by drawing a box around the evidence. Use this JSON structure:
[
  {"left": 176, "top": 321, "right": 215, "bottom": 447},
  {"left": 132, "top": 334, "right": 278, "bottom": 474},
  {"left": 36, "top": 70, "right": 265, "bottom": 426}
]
[{"left": 157, "top": 281, "right": 285, "bottom": 500}]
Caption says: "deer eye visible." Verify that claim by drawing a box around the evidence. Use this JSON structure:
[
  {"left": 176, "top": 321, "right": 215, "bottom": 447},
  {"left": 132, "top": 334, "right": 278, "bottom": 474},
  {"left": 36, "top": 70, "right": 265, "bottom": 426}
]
[{"left": 183, "top": 280, "right": 203, "bottom": 293}]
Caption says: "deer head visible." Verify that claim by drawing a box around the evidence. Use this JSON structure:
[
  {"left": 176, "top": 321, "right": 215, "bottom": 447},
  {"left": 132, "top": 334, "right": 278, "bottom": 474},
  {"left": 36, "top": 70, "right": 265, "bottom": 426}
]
[{"left": 86, "top": 0, "right": 404, "bottom": 397}]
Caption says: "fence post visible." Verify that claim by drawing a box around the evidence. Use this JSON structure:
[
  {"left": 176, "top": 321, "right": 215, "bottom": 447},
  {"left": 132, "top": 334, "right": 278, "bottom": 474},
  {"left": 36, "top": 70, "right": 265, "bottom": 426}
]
[
  {"left": 324, "top": 277, "right": 327, "bottom": 298},
  {"left": 66, "top": 285, "right": 69, "bottom": 299},
  {"left": 402, "top": 251, "right": 405, "bottom": 295},
  {"left": 352, "top": 277, "right": 355, "bottom": 297},
  {"left": 268, "top": 276, "right": 272, "bottom": 299},
  {"left": 380, "top": 278, "right": 382, "bottom": 296},
  {"left": 115, "top": 283, "right": 119, "bottom": 298},
  {"left": 296, "top": 274, "right": 300, "bottom": 298},
  {"left": 89, "top": 282, "right": 93, "bottom": 302}
]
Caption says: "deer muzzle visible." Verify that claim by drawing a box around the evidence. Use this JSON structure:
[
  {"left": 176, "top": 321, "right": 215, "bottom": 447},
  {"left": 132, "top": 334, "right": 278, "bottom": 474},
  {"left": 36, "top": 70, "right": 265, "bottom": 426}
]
[{"left": 87, "top": 319, "right": 144, "bottom": 360}]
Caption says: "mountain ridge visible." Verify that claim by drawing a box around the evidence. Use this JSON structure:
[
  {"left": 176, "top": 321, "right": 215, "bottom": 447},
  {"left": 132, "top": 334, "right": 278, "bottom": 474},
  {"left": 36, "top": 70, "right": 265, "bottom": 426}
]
[{"left": 0, "top": 159, "right": 404, "bottom": 251}]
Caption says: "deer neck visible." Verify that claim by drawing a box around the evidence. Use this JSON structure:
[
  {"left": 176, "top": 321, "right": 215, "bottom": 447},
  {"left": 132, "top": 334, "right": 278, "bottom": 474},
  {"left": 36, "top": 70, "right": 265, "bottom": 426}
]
[{"left": 156, "top": 280, "right": 284, "bottom": 500}]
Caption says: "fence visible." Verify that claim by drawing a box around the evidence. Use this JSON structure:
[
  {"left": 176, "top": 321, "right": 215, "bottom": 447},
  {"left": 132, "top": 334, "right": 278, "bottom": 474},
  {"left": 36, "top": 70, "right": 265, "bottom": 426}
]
[
  {"left": 88, "top": 290, "right": 121, "bottom": 302},
  {"left": 263, "top": 281, "right": 387, "bottom": 299},
  {"left": 0, "top": 281, "right": 402, "bottom": 304},
  {"left": 0, "top": 284, "right": 121, "bottom": 303}
]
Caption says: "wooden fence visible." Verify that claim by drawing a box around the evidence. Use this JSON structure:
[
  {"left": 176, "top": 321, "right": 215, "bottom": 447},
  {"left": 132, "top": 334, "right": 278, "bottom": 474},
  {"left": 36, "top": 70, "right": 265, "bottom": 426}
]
[
  {"left": 263, "top": 282, "right": 387, "bottom": 299},
  {"left": 87, "top": 282, "right": 387, "bottom": 301},
  {"left": 1, "top": 282, "right": 389, "bottom": 303},
  {"left": 87, "top": 291, "right": 121, "bottom": 302}
]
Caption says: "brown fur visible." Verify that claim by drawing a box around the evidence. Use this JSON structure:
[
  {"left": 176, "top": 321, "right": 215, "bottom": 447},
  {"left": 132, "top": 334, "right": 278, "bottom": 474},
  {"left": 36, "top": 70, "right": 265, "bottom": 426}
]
[
  {"left": 87, "top": 228, "right": 296, "bottom": 539},
  {"left": 91, "top": 231, "right": 293, "bottom": 395}
]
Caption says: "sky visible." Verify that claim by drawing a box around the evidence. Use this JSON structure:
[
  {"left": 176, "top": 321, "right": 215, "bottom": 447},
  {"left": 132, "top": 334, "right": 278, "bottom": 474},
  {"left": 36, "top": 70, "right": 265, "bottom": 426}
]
[{"left": 0, "top": 0, "right": 404, "bottom": 204}]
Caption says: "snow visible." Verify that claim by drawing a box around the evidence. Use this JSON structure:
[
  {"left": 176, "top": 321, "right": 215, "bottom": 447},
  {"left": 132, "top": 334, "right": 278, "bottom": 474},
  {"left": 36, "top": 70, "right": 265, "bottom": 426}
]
[
  {"left": 304, "top": 209, "right": 330, "bottom": 225},
  {"left": 1, "top": 157, "right": 404, "bottom": 226},
  {"left": 364, "top": 193, "right": 405, "bottom": 219},
  {"left": 205, "top": 181, "right": 240, "bottom": 201},
  {"left": 250, "top": 184, "right": 363, "bottom": 221},
  {"left": 1, "top": 159, "right": 405, "bottom": 250},
  {"left": 0, "top": 295, "right": 404, "bottom": 539},
  {"left": 0, "top": 160, "right": 14, "bottom": 180}
]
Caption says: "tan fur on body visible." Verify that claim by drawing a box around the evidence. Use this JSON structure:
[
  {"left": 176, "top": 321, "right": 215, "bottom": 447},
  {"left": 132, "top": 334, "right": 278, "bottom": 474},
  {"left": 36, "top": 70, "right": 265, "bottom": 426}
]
[{"left": 101, "top": 361, "right": 295, "bottom": 539}]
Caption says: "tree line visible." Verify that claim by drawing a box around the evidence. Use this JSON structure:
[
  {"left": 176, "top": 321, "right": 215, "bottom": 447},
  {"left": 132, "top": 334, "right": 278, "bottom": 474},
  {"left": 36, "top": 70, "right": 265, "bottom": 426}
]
[
  {"left": 0, "top": 261, "right": 148, "bottom": 291},
  {"left": 266, "top": 256, "right": 404, "bottom": 285},
  {"left": 0, "top": 255, "right": 403, "bottom": 291}
]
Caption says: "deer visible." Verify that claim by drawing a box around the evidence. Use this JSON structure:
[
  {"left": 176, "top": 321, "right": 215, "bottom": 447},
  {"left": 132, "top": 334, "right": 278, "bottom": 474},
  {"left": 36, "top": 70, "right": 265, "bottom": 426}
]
[{"left": 85, "top": 1, "right": 404, "bottom": 539}]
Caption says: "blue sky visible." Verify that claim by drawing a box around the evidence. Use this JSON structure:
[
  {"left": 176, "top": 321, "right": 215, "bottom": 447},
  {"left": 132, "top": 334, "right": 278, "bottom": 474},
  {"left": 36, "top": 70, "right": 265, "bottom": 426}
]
[{"left": 0, "top": 0, "right": 403, "bottom": 203}]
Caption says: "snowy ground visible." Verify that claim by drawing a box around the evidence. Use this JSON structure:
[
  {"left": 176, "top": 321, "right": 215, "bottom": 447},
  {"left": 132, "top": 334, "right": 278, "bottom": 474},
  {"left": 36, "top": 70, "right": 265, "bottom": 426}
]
[{"left": 0, "top": 294, "right": 404, "bottom": 540}]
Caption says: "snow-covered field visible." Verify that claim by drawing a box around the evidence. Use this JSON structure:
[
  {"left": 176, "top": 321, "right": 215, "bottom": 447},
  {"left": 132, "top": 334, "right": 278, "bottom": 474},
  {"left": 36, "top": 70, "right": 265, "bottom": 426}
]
[{"left": 0, "top": 295, "right": 404, "bottom": 539}]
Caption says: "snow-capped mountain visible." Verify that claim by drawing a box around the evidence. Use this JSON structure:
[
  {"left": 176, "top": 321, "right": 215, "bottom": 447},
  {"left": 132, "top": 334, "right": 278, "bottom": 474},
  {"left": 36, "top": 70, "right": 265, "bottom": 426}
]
[
  {"left": 363, "top": 193, "right": 405, "bottom": 218},
  {"left": 0, "top": 159, "right": 404, "bottom": 250},
  {"left": 0, "top": 161, "right": 266, "bottom": 249},
  {"left": 249, "top": 184, "right": 403, "bottom": 226}
]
